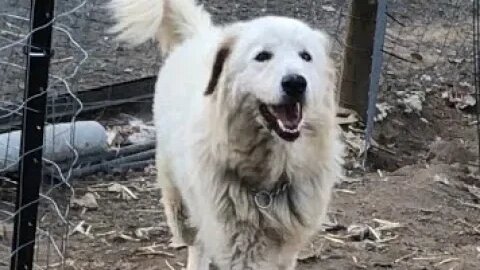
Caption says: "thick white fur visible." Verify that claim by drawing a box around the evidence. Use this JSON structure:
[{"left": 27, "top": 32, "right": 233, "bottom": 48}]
[
  {"left": 109, "top": 0, "right": 343, "bottom": 269},
  {"left": 108, "top": 0, "right": 211, "bottom": 54}
]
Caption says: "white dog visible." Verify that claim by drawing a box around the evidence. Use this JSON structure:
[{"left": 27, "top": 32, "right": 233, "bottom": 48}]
[{"left": 109, "top": 0, "right": 343, "bottom": 269}]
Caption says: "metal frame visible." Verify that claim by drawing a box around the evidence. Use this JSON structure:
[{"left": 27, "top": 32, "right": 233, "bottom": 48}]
[
  {"left": 0, "top": 76, "right": 156, "bottom": 133},
  {"left": 364, "top": 0, "right": 387, "bottom": 163},
  {"left": 338, "top": 0, "right": 388, "bottom": 165},
  {"left": 474, "top": 0, "right": 480, "bottom": 165},
  {"left": 10, "top": 0, "right": 55, "bottom": 269}
]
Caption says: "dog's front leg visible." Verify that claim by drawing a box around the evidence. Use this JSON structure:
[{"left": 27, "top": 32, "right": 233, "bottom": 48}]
[
  {"left": 157, "top": 156, "right": 196, "bottom": 248},
  {"left": 186, "top": 242, "right": 210, "bottom": 270},
  {"left": 161, "top": 185, "right": 189, "bottom": 248}
]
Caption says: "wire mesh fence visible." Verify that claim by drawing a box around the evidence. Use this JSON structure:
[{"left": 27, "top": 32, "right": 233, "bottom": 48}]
[
  {"left": 1, "top": 1, "right": 30, "bottom": 268},
  {"left": 0, "top": 0, "right": 478, "bottom": 269},
  {"left": 369, "top": 0, "right": 476, "bottom": 170},
  {"left": 382, "top": 0, "right": 473, "bottom": 115}
]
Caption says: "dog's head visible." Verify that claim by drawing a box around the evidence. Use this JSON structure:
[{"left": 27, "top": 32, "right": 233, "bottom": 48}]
[{"left": 206, "top": 16, "right": 335, "bottom": 142}]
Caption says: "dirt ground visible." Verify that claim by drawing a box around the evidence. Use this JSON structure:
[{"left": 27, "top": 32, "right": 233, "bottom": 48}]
[
  {"left": 1, "top": 0, "right": 480, "bottom": 269},
  {"left": 27, "top": 160, "right": 473, "bottom": 270}
]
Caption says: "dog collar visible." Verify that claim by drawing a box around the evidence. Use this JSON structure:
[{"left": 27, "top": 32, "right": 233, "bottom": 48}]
[
  {"left": 253, "top": 174, "right": 290, "bottom": 209},
  {"left": 254, "top": 190, "right": 273, "bottom": 209}
]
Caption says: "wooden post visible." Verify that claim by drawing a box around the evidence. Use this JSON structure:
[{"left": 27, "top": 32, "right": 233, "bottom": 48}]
[{"left": 340, "top": 0, "right": 381, "bottom": 120}]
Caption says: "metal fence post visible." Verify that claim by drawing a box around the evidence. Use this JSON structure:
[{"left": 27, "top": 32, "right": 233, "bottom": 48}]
[
  {"left": 474, "top": 0, "right": 480, "bottom": 167},
  {"left": 10, "top": 0, "right": 55, "bottom": 269},
  {"left": 339, "top": 0, "right": 387, "bottom": 163},
  {"left": 363, "top": 0, "right": 387, "bottom": 163}
]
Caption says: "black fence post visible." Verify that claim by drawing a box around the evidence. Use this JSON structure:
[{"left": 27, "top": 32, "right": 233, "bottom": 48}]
[{"left": 10, "top": 0, "right": 55, "bottom": 269}]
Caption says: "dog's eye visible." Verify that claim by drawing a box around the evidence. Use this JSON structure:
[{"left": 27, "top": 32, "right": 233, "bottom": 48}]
[
  {"left": 254, "top": 51, "right": 273, "bottom": 62},
  {"left": 299, "top": 51, "right": 312, "bottom": 62}
]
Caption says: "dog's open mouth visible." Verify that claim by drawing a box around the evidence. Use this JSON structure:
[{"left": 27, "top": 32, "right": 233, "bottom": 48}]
[{"left": 259, "top": 102, "right": 303, "bottom": 142}]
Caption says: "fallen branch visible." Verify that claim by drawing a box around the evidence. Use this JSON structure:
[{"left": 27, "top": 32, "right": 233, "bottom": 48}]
[
  {"left": 136, "top": 250, "right": 175, "bottom": 257},
  {"left": 373, "top": 218, "right": 404, "bottom": 231},
  {"left": 434, "top": 258, "right": 460, "bottom": 267},
  {"left": 322, "top": 235, "right": 346, "bottom": 245},
  {"left": 458, "top": 200, "right": 480, "bottom": 210},
  {"left": 382, "top": 49, "right": 416, "bottom": 63},
  {"left": 394, "top": 251, "right": 418, "bottom": 264},
  {"left": 455, "top": 219, "right": 480, "bottom": 234}
]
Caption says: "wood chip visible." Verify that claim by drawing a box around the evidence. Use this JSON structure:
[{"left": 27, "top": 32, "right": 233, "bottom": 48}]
[
  {"left": 95, "top": 230, "right": 117, "bottom": 237},
  {"left": 466, "top": 185, "right": 480, "bottom": 200},
  {"left": 165, "top": 259, "right": 176, "bottom": 270},
  {"left": 347, "top": 224, "right": 370, "bottom": 241},
  {"left": 373, "top": 218, "right": 404, "bottom": 231},
  {"left": 458, "top": 200, "right": 480, "bottom": 210},
  {"left": 335, "top": 188, "right": 356, "bottom": 194},
  {"left": 413, "top": 256, "right": 444, "bottom": 261},
  {"left": 69, "top": 221, "right": 93, "bottom": 238},
  {"left": 394, "top": 251, "right": 418, "bottom": 263},
  {"left": 377, "top": 235, "right": 399, "bottom": 243},
  {"left": 113, "top": 233, "right": 140, "bottom": 242},
  {"left": 434, "top": 258, "right": 460, "bottom": 267},
  {"left": 322, "top": 235, "right": 346, "bottom": 245},
  {"left": 352, "top": 256, "right": 367, "bottom": 269},
  {"left": 136, "top": 250, "right": 175, "bottom": 257},
  {"left": 337, "top": 113, "right": 359, "bottom": 125},
  {"left": 434, "top": 175, "right": 450, "bottom": 186}
]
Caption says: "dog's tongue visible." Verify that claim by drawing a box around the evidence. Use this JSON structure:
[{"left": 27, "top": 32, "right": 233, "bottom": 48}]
[{"left": 271, "top": 103, "right": 302, "bottom": 129}]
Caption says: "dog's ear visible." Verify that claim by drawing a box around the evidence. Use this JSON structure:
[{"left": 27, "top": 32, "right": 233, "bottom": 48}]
[{"left": 205, "top": 42, "right": 232, "bottom": 95}]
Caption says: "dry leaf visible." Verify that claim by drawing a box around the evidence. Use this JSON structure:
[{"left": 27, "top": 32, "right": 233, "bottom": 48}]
[
  {"left": 337, "top": 113, "right": 359, "bottom": 125},
  {"left": 321, "top": 5, "right": 336, "bottom": 12},
  {"left": 410, "top": 52, "right": 423, "bottom": 61},
  {"left": 442, "top": 88, "right": 476, "bottom": 110},
  {"left": 107, "top": 183, "right": 139, "bottom": 200},
  {"left": 466, "top": 185, "right": 480, "bottom": 200},
  {"left": 347, "top": 224, "right": 370, "bottom": 241},
  {"left": 70, "top": 193, "right": 99, "bottom": 210},
  {"left": 402, "top": 92, "right": 425, "bottom": 114}
]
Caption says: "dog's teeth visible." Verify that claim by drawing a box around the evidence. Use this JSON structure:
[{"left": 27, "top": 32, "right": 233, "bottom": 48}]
[
  {"left": 276, "top": 119, "right": 298, "bottom": 134},
  {"left": 277, "top": 119, "right": 286, "bottom": 131}
]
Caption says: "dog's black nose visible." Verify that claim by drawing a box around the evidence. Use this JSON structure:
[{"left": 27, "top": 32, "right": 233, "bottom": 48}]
[{"left": 281, "top": 74, "right": 307, "bottom": 98}]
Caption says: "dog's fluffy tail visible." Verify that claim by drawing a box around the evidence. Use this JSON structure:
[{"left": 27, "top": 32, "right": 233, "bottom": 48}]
[{"left": 108, "top": 0, "right": 212, "bottom": 54}]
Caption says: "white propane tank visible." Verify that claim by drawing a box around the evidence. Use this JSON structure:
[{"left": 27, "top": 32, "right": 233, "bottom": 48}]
[{"left": 0, "top": 121, "right": 108, "bottom": 172}]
